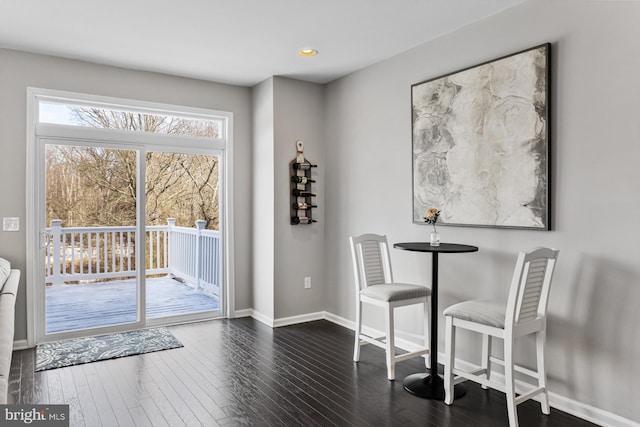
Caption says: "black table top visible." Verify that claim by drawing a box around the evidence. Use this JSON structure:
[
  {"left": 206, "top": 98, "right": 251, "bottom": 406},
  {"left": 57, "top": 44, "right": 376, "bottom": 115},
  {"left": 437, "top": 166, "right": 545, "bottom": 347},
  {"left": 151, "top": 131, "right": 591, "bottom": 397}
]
[{"left": 393, "top": 242, "right": 478, "bottom": 253}]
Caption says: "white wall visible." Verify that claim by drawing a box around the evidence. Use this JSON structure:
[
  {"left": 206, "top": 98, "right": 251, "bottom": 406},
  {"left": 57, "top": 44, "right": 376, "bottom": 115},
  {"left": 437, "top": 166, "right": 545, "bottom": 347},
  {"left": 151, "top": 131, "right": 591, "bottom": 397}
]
[
  {"left": 0, "top": 48, "right": 253, "bottom": 340},
  {"left": 324, "top": 0, "right": 640, "bottom": 423},
  {"left": 251, "top": 78, "right": 275, "bottom": 319}
]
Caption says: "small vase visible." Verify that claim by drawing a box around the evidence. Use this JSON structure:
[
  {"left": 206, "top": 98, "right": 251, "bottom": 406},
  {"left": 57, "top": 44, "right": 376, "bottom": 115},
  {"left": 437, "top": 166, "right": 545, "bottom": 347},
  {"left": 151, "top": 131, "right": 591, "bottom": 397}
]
[{"left": 430, "top": 228, "right": 440, "bottom": 247}]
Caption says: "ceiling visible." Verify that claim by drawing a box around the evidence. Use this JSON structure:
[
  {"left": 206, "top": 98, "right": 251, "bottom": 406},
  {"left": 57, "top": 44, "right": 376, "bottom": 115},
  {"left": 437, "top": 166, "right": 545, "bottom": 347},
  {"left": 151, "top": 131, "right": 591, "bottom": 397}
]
[{"left": 0, "top": 0, "right": 525, "bottom": 87}]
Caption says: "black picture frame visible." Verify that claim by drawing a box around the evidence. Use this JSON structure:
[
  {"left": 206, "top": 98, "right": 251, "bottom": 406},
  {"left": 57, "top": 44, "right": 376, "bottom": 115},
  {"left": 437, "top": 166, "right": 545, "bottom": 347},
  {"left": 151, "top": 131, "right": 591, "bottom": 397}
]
[{"left": 411, "top": 43, "right": 551, "bottom": 230}]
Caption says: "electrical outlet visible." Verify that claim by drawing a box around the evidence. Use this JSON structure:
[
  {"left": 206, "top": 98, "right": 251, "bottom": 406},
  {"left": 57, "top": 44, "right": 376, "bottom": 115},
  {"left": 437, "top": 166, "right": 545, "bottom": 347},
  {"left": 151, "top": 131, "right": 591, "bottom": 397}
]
[{"left": 304, "top": 276, "right": 311, "bottom": 289}]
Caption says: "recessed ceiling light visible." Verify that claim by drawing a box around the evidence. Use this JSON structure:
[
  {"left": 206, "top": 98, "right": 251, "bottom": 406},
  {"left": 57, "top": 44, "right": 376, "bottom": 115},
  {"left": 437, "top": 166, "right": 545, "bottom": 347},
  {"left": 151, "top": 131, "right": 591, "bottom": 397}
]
[{"left": 298, "top": 48, "right": 318, "bottom": 57}]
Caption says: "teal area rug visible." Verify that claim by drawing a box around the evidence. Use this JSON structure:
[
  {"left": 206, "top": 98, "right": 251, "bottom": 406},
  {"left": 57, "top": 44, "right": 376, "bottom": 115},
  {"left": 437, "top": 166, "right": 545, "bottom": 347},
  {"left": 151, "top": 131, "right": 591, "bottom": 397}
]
[{"left": 36, "top": 327, "right": 183, "bottom": 372}]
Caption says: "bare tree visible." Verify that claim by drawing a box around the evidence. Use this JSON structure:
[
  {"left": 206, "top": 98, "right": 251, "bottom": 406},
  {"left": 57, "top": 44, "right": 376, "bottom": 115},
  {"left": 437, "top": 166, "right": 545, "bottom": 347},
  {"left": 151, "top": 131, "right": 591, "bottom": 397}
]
[{"left": 45, "top": 108, "right": 220, "bottom": 230}]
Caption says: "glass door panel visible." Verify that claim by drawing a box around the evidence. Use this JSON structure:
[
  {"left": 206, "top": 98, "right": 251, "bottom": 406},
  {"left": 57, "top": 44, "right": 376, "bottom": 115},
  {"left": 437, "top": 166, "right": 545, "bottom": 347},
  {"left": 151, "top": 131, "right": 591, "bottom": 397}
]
[
  {"left": 145, "top": 151, "right": 221, "bottom": 319},
  {"left": 44, "top": 144, "right": 141, "bottom": 334}
]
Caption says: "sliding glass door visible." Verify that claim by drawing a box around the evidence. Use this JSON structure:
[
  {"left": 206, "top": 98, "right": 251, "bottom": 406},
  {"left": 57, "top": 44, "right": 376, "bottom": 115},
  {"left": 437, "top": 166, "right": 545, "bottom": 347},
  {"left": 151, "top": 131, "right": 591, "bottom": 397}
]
[{"left": 29, "top": 89, "right": 230, "bottom": 344}]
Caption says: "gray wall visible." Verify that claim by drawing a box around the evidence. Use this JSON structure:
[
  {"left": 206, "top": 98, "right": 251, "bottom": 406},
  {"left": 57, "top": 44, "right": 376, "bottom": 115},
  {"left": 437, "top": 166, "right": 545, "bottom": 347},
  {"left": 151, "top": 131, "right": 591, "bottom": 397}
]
[
  {"left": 251, "top": 76, "right": 326, "bottom": 321},
  {"left": 324, "top": 0, "right": 640, "bottom": 422},
  {"left": 273, "top": 77, "right": 326, "bottom": 319},
  {"left": 0, "top": 48, "right": 253, "bottom": 340}
]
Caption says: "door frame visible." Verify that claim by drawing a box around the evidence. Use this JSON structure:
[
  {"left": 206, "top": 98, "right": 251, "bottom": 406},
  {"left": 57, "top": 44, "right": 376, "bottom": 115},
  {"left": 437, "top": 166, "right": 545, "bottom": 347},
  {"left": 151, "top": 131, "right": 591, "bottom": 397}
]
[{"left": 25, "top": 87, "right": 235, "bottom": 346}]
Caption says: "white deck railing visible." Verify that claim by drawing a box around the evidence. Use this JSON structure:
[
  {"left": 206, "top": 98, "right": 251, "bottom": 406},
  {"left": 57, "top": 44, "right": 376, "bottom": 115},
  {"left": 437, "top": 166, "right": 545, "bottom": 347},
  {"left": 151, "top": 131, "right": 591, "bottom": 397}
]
[{"left": 45, "top": 218, "right": 220, "bottom": 296}]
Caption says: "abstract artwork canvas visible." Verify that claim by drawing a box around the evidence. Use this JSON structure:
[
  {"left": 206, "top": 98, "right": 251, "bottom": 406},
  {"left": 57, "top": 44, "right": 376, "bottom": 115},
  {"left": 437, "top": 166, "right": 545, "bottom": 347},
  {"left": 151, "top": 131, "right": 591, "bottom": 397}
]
[{"left": 412, "top": 44, "right": 550, "bottom": 229}]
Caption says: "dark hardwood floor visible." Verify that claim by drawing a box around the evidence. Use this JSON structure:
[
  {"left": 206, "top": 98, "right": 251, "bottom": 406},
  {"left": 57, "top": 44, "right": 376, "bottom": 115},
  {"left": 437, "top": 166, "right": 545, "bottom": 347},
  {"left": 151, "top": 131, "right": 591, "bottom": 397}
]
[{"left": 9, "top": 318, "right": 597, "bottom": 427}]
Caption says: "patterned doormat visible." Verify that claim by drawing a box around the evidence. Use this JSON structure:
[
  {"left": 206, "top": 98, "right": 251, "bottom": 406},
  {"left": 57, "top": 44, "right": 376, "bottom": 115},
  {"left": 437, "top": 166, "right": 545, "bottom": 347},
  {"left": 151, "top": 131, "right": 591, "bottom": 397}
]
[{"left": 36, "top": 327, "right": 183, "bottom": 372}]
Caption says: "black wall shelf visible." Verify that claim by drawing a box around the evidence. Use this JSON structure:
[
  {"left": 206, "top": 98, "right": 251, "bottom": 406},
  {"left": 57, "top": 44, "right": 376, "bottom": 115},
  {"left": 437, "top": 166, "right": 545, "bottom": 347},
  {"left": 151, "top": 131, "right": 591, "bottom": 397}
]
[{"left": 290, "top": 141, "right": 317, "bottom": 225}]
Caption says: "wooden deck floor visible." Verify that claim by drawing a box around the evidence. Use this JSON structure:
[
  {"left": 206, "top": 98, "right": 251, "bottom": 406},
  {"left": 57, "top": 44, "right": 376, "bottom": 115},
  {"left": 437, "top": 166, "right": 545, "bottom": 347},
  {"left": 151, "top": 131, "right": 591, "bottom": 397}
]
[{"left": 46, "top": 276, "right": 220, "bottom": 333}]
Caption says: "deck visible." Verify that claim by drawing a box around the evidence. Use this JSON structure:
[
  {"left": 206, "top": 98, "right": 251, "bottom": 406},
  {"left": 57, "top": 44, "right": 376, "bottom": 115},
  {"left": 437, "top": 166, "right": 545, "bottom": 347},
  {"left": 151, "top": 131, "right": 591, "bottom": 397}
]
[{"left": 45, "top": 275, "right": 220, "bottom": 333}]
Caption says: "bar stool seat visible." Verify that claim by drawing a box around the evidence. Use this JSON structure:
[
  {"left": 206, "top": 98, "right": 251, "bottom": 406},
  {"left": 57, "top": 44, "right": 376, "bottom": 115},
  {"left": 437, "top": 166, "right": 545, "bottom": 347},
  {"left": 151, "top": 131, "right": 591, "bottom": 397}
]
[{"left": 443, "top": 299, "right": 507, "bottom": 328}]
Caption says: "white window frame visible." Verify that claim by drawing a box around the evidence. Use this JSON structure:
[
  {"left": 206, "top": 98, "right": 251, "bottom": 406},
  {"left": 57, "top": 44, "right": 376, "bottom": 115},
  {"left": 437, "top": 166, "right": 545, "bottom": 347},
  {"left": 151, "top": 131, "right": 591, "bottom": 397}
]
[{"left": 26, "top": 87, "right": 235, "bottom": 346}]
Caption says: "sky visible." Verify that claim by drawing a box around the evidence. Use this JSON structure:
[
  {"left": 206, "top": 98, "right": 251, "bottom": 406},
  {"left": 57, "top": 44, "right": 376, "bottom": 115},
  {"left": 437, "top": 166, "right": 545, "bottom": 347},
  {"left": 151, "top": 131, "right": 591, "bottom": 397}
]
[{"left": 39, "top": 102, "right": 79, "bottom": 126}]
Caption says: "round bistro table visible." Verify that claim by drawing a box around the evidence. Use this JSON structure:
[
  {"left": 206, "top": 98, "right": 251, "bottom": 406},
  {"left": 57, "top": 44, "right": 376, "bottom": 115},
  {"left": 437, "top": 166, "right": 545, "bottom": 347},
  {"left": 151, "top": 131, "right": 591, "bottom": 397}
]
[{"left": 393, "top": 242, "right": 479, "bottom": 400}]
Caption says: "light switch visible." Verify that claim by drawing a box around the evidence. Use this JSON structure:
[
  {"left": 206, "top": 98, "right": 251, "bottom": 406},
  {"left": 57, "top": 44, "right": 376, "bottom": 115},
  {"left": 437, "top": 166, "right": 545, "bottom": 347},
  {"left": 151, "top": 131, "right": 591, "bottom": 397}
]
[{"left": 2, "top": 217, "right": 19, "bottom": 232}]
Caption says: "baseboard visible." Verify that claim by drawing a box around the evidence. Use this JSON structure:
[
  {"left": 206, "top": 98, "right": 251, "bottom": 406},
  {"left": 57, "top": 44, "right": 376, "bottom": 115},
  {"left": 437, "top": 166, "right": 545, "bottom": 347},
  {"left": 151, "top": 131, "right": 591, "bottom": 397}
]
[
  {"left": 231, "top": 308, "right": 252, "bottom": 318},
  {"left": 323, "top": 311, "right": 429, "bottom": 354},
  {"left": 246, "top": 310, "right": 326, "bottom": 328},
  {"left": 249, "top": 309, "right": 274, "bottom": 327},
  {"left": 12, "top": 339, "right": 30, "bottom": 351},
  {"left": 272, "top": 311, "right": 325, "bottom": 328},
  {"left": 543, "top": 390, "right": 639, "bottom": 427}
]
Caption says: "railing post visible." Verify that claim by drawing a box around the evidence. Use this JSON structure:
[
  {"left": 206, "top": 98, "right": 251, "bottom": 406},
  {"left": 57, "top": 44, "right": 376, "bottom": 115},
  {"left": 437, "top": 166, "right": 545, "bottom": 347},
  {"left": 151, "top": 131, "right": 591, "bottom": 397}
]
[
  {"left": 167, "top": 218, "right": 176, "bottom": 278},
  {"left": 51, "top": 220, "right": 63, "bottom": 286},
  {"left": 195, "top": 220, "right": 206, "bottom": 291}
]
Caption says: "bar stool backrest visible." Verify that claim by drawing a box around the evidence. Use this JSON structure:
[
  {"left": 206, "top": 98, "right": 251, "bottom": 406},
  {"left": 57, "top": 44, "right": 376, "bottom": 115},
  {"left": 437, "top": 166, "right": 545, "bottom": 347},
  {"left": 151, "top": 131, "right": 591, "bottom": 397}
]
[
  {"left": 506, "top": 247, "right": 559, "bottom": 329},
  {"left": 350, "top": 234, "right": 393, "bottom": 292}
]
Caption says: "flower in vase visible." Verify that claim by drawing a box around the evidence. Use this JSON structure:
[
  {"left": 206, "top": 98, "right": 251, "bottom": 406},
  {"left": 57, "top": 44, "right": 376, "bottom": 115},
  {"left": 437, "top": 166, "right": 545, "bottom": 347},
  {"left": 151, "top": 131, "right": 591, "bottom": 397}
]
[
  {"left": 424, "top": 208, "right": 441, "bottom": 246},
  {"left": 423, "top": 208, "right": 440, "bottom": 225}
]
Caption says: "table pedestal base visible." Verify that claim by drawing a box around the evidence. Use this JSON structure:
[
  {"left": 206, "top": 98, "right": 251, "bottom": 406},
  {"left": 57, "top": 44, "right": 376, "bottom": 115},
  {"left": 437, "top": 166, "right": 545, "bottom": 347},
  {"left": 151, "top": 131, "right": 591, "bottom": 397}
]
[{"left": 402, "top": 373, "right": 466, "bottom": 401}]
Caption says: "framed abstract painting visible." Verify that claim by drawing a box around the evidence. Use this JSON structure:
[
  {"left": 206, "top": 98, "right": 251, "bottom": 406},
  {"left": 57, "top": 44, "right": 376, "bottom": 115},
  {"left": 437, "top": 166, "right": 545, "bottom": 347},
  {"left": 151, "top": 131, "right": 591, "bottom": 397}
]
[{"left": 412, "top": 43, "right": 551, "bottom": 230}]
